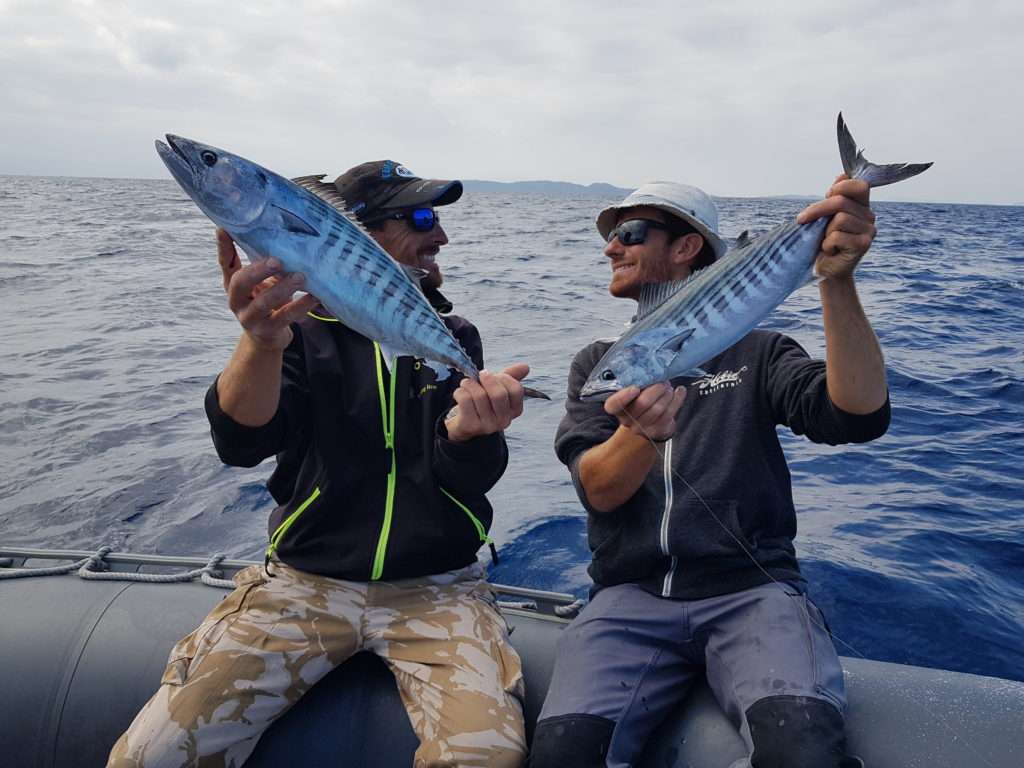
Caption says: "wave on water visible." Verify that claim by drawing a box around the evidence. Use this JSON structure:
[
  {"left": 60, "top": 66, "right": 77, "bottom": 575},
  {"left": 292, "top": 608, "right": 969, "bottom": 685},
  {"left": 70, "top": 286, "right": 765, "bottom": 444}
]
[{"left": 1, "top": 176, "right": 1022, "bottom": 682}]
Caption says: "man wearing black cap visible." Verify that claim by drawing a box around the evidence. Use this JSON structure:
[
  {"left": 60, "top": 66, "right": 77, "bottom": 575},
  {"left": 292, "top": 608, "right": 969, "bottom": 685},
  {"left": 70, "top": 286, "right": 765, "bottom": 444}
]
[{"left": 107, "top": 162, "right": 528, "bottom": 768}]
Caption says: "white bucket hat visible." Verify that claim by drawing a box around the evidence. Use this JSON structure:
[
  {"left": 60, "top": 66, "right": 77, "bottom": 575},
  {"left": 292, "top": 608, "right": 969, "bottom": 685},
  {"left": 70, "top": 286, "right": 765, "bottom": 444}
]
[{"left": 596, "top": 181, "right": 727, "bottom": 262}]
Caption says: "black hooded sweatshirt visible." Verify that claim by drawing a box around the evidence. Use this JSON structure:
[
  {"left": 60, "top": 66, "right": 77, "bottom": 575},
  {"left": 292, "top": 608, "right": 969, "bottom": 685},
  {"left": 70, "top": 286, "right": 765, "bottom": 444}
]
[
  {"left": 554, "top": 330, "right": 890, "bottom": 600},
  {"left": 206, "top": 307, "right": 506, "bottom": 581}
]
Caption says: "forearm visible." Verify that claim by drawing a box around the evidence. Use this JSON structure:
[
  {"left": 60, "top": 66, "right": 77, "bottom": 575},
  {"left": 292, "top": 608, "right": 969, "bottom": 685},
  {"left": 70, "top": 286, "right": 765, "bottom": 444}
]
[
  {"left": 215, "top": 333, "right": 286, "bottom": 427},
  {"left": 820, "top": 276, "right": 887, "bottom": 414},
  {"left": 578, "top": 426, "right": 659, "bottom": 513},
  {"left": 434, "top": 426, "right": 508, "bottom": 496}
]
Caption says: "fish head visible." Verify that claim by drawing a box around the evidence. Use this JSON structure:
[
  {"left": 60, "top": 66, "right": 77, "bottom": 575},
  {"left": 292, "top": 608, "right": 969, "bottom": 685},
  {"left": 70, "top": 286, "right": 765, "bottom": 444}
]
[
  {"left": 579, "top": 338, "right": 655, "bottom": 401},
  {"left": 155, "top": 135, "right": 269, "bottom": 228},
  {"left": 579, "top": 325, "right": 696, "bottom": 402}
]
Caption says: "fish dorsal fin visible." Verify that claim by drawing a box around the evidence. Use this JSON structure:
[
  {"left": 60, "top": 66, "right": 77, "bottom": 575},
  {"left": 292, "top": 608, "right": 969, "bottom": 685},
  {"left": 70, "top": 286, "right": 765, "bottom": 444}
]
[
  {"left": 734, "top": 229, "right": 753, "bottom": 248},
  {"left": 291, "top": 174, "right": 342, "bottom": 205},
  {"left": 637, "top": 279, "right": 689, "bottom": 320},
  {"left": 290, "top": 174, "right": 378, "bottom": 243},
  {"left": 402, "top": 264, "right": 429, "bottom": 282}
]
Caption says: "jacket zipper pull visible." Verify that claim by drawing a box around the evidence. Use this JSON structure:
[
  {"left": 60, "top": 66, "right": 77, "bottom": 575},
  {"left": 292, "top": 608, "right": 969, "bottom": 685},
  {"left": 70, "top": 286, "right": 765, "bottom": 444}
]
[{"left": 489, "top": 542, "right": 499, "bottom": 566}]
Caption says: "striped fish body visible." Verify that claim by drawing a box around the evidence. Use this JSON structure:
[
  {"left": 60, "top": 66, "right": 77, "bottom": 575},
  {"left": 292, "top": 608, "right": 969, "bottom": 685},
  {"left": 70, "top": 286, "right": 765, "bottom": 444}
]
[
  {"left": 637, "top": 217, "right": 827, "bottom": 375},
  {"left": 155, "top": 135, "right": 477, "bottom": 378},
  {"left": 580, "top": 114, "right": 932, "bottom": 400}
]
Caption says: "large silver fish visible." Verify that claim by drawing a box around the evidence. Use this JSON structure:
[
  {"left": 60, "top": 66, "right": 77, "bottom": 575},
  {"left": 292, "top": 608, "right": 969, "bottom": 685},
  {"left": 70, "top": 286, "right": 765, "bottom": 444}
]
[
  {"left": 155, "top": 135, "right": 477, "bottom": 379},
  {"left": 579, "top": 114, "right": 932, "bottom": 401}
]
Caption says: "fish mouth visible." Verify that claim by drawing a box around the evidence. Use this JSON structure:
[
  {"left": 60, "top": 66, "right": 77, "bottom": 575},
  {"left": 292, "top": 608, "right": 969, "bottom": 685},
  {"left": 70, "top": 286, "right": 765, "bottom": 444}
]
[
  {"left": 578, "top": 381, "right": 615, "bottom": 402},
  {"left": 155, "top": 134, "right": 197, "bottom": 189},
  {"left": 166, "top": 135, "right": 194, "bottom": 168}
]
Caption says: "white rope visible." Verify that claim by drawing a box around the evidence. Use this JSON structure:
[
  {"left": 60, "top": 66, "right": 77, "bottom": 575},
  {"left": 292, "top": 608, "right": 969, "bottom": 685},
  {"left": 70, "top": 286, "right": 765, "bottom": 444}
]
[{"left": 0, "top": 547, "right": 236, "bottom": 589}]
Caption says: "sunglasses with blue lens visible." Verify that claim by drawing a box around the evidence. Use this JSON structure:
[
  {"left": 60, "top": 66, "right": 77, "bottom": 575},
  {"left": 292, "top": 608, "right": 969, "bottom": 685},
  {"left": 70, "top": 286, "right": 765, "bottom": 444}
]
[
  {"left": 371, "top": 207, "right": 439, "bottom": 232},
  {"left": 606, "top": 218, "right": 671, "bottom": 246}
]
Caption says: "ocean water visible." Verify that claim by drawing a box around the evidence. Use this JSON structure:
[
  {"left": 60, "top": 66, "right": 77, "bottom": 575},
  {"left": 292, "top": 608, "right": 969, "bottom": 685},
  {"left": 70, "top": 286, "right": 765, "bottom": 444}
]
[{"left": 1, "top": 175, "right": 1022, "bottom": 684}]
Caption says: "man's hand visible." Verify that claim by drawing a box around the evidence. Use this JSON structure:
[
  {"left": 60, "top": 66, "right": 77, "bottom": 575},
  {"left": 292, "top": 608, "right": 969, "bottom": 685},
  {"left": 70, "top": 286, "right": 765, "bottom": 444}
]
[
  {"left": 796, "top": 176, "right": 876, "bottom": 281},
  {"left": 445, "top": 363, "right": 530, "bottom": 442},
  {"left": 604, "top": 382, "right": 686, "bottom": 443},
  {"left": 217, "top": 229, "right": 318, "bottom": 351}
]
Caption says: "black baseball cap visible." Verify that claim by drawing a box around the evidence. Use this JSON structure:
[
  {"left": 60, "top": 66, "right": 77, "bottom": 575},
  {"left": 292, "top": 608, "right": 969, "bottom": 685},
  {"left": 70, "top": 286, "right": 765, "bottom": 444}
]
[{"left": 333, "top": 160, "right": 463, "bottom": 222}]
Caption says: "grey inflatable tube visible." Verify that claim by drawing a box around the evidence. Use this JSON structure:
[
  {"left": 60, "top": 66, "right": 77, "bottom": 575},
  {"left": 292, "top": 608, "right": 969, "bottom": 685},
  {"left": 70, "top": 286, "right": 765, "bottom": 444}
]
[{"left": 1, "top": 555, "right": 1023, "bottom": 767}]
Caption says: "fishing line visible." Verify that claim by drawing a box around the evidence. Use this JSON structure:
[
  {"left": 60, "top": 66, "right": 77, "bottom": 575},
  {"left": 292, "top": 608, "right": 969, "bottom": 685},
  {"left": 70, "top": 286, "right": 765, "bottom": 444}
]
[{"left": 618, "top": 400, "right": 1000, "bottom": 768}]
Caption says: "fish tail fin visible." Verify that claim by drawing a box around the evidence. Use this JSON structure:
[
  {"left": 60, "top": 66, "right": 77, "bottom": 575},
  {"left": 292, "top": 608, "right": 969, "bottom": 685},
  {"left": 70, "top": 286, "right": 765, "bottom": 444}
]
[
  {"left": 837, "top": 112, "right": 933, "bottom": 188},
  {"left": 523, "top": 386, "right": 552, "bottom": 400}
]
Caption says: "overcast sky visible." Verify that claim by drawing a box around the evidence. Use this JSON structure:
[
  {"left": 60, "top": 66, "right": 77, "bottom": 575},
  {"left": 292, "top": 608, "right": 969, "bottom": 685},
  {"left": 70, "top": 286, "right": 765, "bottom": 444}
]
[{"left": 1, "top": 0, "right": 1020, "bottom": 205}]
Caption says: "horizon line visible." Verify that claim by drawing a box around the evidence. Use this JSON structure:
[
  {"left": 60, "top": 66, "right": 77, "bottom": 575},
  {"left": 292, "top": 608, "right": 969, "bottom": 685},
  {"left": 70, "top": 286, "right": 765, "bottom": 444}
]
[{"left": 0, "top": 171, "right": 1018, "bottom": 209}]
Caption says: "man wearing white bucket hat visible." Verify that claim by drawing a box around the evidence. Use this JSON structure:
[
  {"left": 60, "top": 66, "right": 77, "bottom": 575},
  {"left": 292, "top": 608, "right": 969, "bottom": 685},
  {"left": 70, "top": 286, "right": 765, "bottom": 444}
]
[{"left": 533, "top": 178, "right": 885, "bottom": 767}]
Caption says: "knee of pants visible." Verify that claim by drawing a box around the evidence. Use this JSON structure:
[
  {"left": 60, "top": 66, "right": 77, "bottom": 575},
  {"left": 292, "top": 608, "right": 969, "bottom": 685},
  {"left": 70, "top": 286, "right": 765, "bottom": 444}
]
[
  {"left": 529, "top": 714, "right": 614, "bottom": 768},
  {"left": 747, "top": 695, "right": 858, "bottom": 768}
]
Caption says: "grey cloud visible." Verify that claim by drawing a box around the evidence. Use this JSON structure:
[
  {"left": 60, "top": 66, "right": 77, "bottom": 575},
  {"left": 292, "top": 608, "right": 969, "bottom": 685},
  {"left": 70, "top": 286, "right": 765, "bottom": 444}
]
[{"left": 0, "top": 0, "right": 1021, "bottom": 204}]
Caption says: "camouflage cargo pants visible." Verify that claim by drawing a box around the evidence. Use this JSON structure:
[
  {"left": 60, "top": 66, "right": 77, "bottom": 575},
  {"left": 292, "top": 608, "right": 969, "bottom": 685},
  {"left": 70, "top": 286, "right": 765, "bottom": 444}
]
[{"left": 107, "top": 558, "right": 526, "bottom": 768}]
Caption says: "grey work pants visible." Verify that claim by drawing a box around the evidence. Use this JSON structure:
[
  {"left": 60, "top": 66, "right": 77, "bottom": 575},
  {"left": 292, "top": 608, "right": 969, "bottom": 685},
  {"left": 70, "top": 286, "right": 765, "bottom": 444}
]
[{"left": 531, "top": 580, "right": 851, "bottom": 768}]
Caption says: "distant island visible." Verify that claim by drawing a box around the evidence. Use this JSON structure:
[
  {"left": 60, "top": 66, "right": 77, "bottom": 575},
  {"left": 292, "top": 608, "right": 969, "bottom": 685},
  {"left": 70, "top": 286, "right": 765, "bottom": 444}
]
[
  {"left": 461, "top": 180, "right": 823, "bottom": 202},
  {"left": 463, "top": 180, "right": 632, "bottom": 197}
]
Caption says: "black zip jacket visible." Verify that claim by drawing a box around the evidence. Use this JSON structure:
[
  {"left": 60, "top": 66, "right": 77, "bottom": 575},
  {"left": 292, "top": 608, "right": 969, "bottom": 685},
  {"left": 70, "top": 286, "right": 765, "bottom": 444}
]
[
  {"left": 205, "top": 310, "right": 506, "bottom": 580},
  {"left": 554, "top": 330, "right": 890, "bottom": 600}
]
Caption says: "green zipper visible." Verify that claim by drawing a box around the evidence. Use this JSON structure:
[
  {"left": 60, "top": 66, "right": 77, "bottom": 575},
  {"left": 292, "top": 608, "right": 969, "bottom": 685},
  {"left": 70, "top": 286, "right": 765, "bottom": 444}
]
[
  {"left": 440, "top": 487, "right": 493, "bottom": 544},
  {"left": 370, "top": 342, "right": 398, "bottom": 580},
  {"left": 441, "top": 487, "right": 499, "bottom": 564},
  {"left": 266, "top": 487, "right": 321, "bottom": 557}
]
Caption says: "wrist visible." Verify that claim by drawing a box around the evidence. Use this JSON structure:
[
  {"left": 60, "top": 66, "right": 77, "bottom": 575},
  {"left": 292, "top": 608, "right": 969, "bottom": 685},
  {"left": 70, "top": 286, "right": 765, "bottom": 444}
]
[
  {"left": 241, "top": 328, "right": 291, "bottom": 355},
  {"left": 819, "top": 273, "right": 857, "bottom": 295},
  {"left": 443, "top": 407, "right": 471, "bottom": 443}
]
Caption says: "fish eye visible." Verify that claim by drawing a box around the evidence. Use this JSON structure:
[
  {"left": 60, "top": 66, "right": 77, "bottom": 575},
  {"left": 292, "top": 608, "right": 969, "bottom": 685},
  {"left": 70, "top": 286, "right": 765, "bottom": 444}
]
[
  {"left": 200, "top": 151, "right": 218, "bottom": 167},
  {"left": 600, "top": 369, "right": 616, "bottom": 381}
]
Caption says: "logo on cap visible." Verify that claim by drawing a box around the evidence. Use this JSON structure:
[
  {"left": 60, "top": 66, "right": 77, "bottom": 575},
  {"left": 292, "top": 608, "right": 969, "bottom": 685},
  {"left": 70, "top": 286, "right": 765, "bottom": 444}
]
[{"left": 395, "top": 165, "right": 416, "bottom": 178}]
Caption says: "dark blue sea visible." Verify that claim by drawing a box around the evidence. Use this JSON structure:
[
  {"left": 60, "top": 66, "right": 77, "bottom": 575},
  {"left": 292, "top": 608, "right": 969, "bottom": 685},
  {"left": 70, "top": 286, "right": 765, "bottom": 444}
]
[{"left": 1, "top": 176, "right": 1022, "bottom": 684}]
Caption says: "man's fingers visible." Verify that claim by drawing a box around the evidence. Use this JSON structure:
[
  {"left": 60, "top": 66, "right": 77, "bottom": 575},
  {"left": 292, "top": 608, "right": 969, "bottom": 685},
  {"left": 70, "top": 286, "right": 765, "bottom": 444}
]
[
  {"left": 228, "top": 259, "right": 283, "bottom": 303},
  {"left": 479, "top": 371, "right": 513, "bottom": 424},
  {"left": 630, "top": 382, "right": 673, "bottom": 418},
  {"left": 500, "top": 362, "right": 530, "bottom": 382},
  {"left": 228, "top": 260, "right": 294, "bottom": 311},
  {"left": 455, "top": 379, "right": 498, "bottom": 434},
  {"left": 273, "top": 292, "right": 320, "bottom": 326},
  {"left": 246, "top": 272, "right": 306, "bottom": 317},
  {"left": 828, "top": 178, "right": 871, "bottom": 206},
  {"left": 828, "top": 210, "right": 875, "bottom": 236},
  {"left": 796, "top": 179, "right": 873, "bottom": 225},
  {"left": 797, "top": 195, "right": 873, "bottom": 226},
  {"left": 604, "top": 385, "right": 641, "bottom": 418},
  {"left": 669, "top": 385, "right": 687, "bottom": 416},
  {"left": 216, "top": 229, "right": 242, "bottom": 293}
]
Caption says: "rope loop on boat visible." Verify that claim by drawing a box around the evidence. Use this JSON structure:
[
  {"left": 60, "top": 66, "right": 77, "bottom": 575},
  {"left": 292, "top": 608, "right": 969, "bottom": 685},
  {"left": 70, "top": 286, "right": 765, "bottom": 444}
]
[
  {"left": 0, "top": 546, "right": 114, "bottom": 580},
  {"left": 0, "top": 546, "right": 235, "bottom": 588},
  {"left": 553, "top": 598, "right": 586, "bottom": 618},
  {"left": 0, "top": 548, "right": 586, "bottom": 615}
]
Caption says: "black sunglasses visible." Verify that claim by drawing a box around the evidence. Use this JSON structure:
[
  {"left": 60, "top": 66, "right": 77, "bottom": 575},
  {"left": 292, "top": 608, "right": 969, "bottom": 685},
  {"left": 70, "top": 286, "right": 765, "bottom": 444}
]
[
  {"left": 367, "top": 207, "right": 439, "bottom": 232},
  {"left": 606, "top": 218, "right": 672, "bottom": 246}
]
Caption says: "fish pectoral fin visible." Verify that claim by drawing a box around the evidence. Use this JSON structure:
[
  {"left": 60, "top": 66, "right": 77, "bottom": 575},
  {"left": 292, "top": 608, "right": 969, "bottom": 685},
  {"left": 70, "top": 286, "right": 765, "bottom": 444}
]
[
  {"left": 653, "top": 327, "right": 696, "bottom": 368},
  {"left": 271, "top": 204, "right": 320, "bottom": 237}
]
